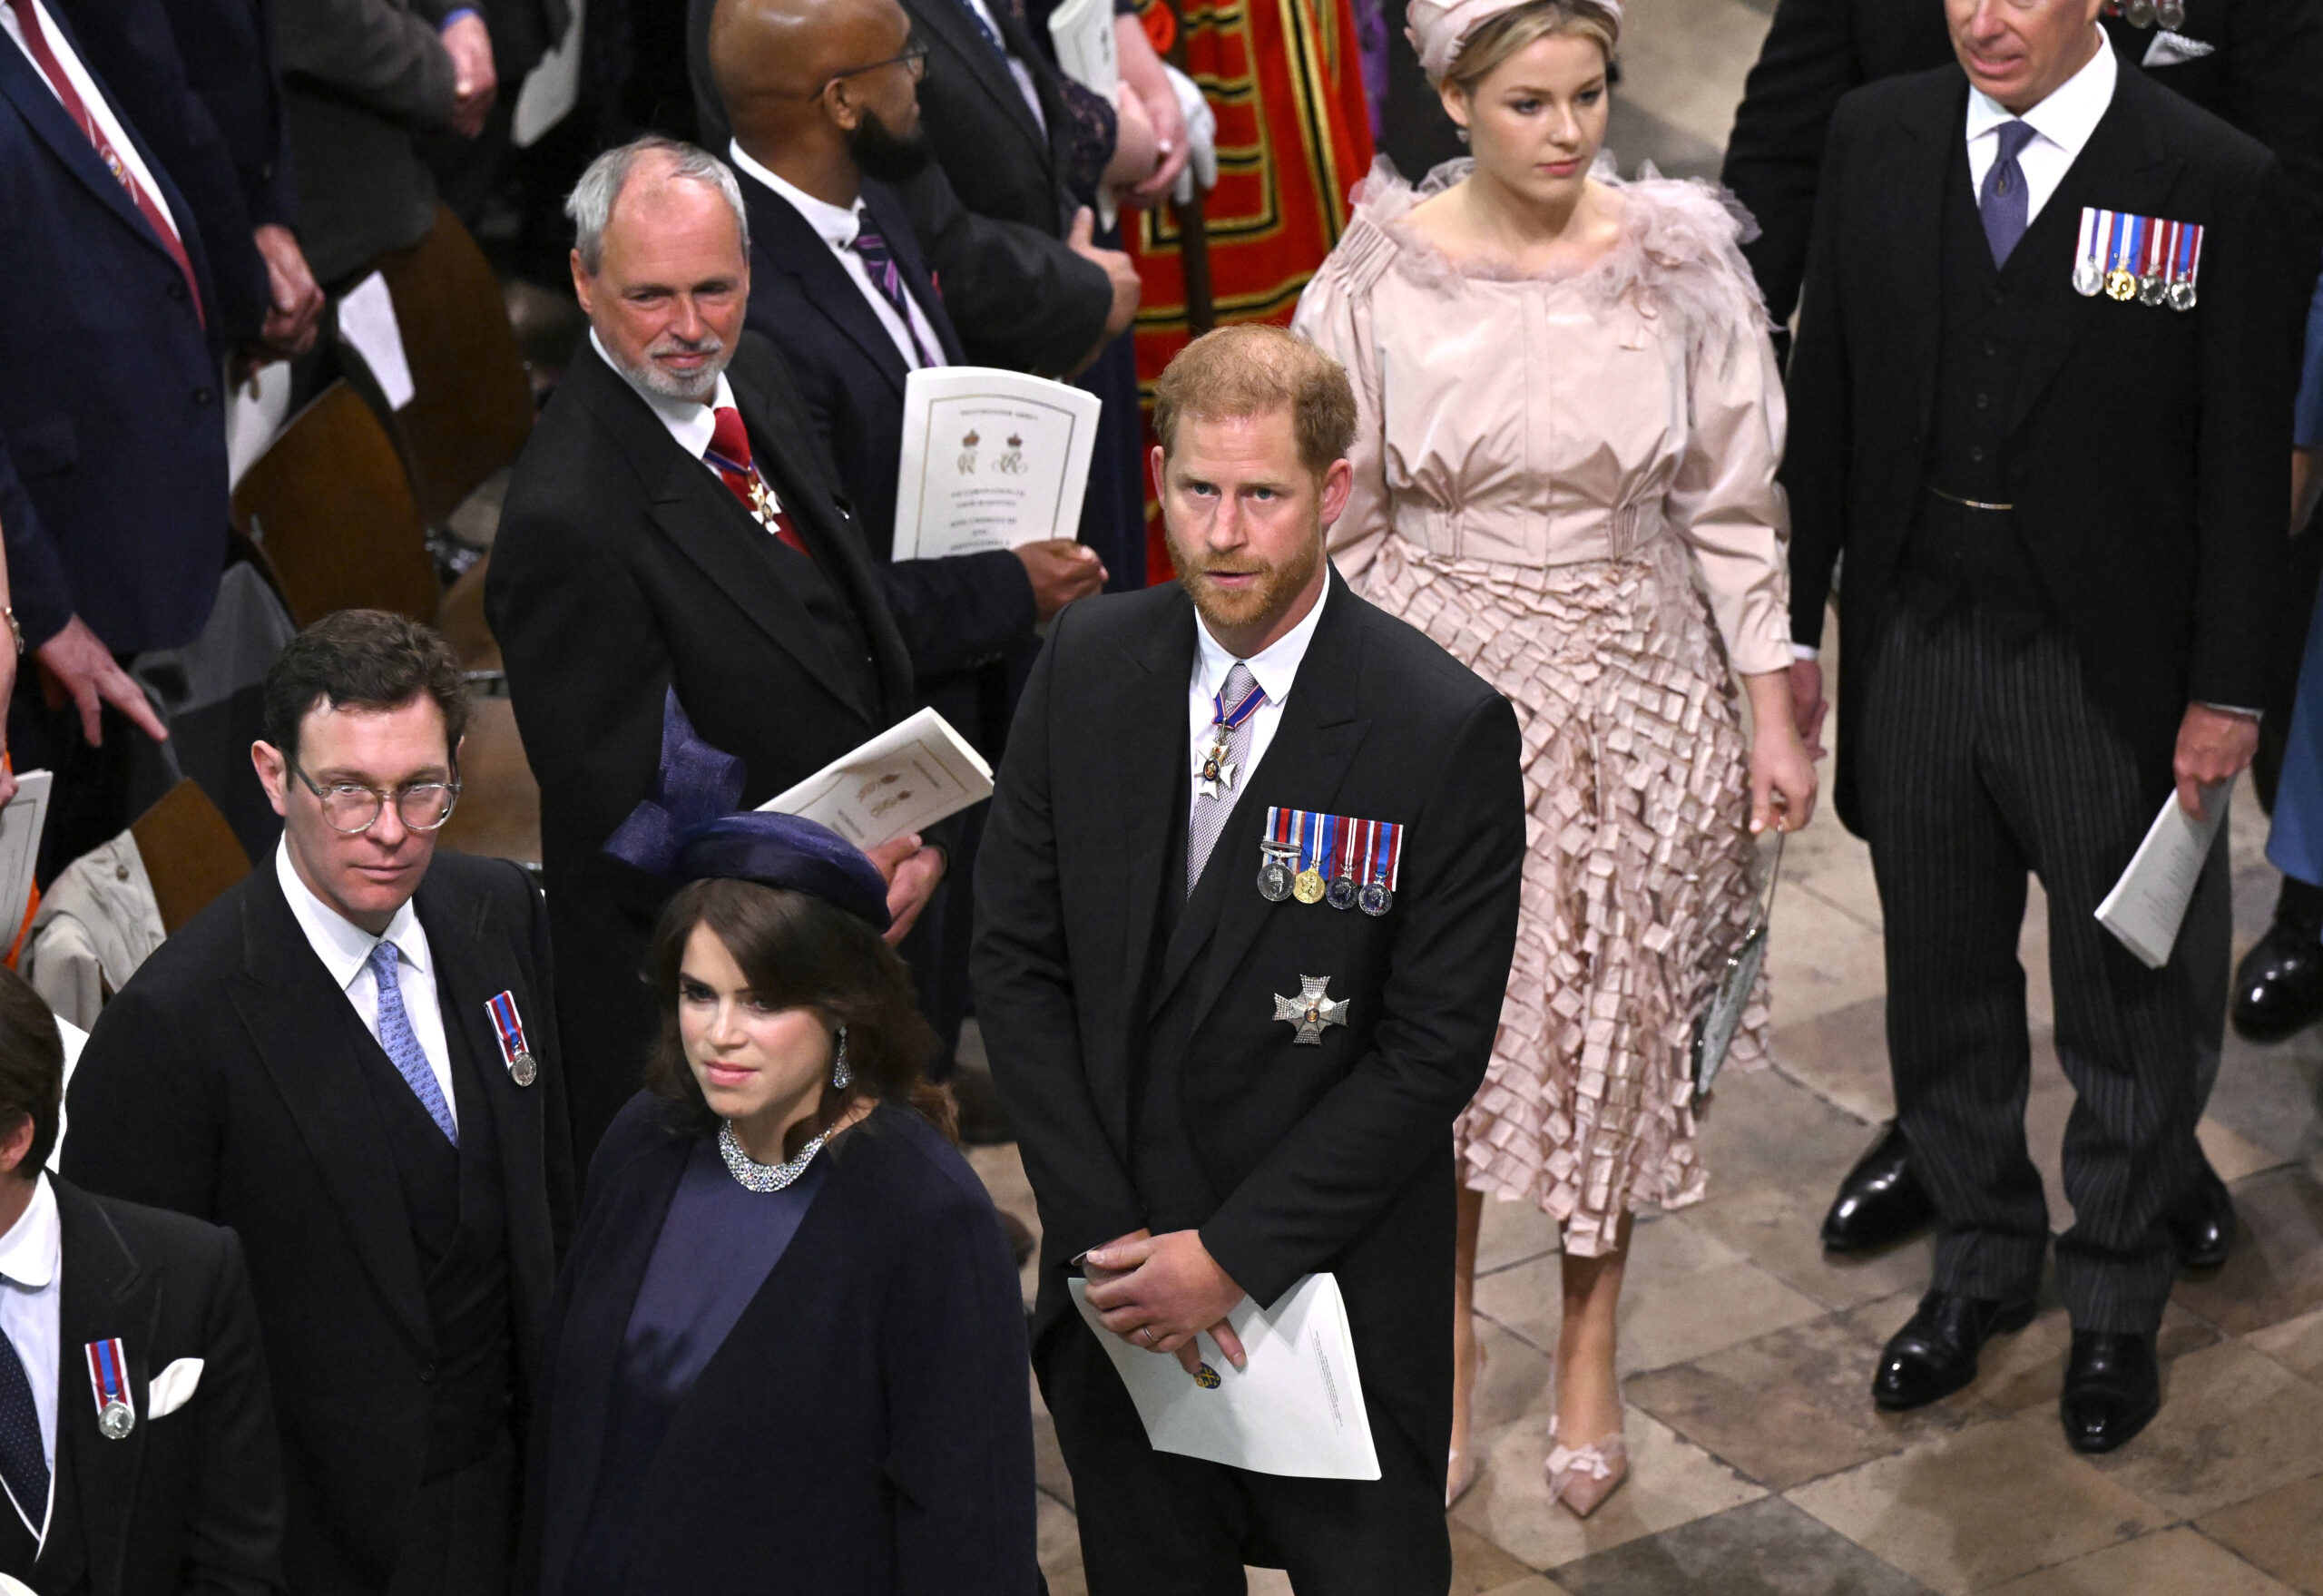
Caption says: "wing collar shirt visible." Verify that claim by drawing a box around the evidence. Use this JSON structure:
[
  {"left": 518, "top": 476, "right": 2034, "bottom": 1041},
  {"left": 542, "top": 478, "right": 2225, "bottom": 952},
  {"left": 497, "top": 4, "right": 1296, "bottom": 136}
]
[
  {"left": 1964, "top": 26, "right": 2117, "bottom": 227},
  {"left": 276, "top": 839, "right": 456, "bottom": 1131},
  {"left": 0, "top": 1172, "right": 59, "bottom": 1541},
  {"left": 0, "top": 0, "right": 181, "bottom": 243},
  {"left": 727, "top": 144, "right": 946, "bottom": 374},
  {"left": 1185, "top": 573, "right": 1330, "bottom": 817}
]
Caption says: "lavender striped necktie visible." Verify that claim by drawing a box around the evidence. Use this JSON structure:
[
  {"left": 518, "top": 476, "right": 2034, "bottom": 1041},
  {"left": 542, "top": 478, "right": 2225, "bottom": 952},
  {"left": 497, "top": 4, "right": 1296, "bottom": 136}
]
[
  {"left": 850, "top": 220, "right": 940, "bottom": 368},
  {"left": 1981, "top": 120, "right": 2038, "bottom": 268}
]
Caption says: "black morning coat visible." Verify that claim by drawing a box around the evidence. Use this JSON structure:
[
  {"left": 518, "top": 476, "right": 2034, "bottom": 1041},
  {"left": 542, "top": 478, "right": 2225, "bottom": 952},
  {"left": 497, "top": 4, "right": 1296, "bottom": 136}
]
[
  {"left": 488, "top": 331, "right": 919, "bottom": 1160},
  {"left": 1782, "top": 61, "right": 2298, "bottom": 834},
  {"left": 1722, "top": 0, "right": 2323, "bottom": 329},
  {"left": 6, "top": 1180, "right": 286, "bottom": 1596},
  {"left": 60, "top": 854, "right": 573, "bottom": 1595},
  {"left": 515, "top": 1098, "right": 1040, "bottom": 1596},
  {"left": 971, "top": 569, "right": 1526, "bottom": 1470}
]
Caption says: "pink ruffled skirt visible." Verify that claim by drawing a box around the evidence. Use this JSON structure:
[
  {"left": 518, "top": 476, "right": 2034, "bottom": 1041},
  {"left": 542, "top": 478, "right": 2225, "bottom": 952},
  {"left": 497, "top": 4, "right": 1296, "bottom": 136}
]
[{"left": 1361, "top": 532, "right": 1770, "bottom": 1256}]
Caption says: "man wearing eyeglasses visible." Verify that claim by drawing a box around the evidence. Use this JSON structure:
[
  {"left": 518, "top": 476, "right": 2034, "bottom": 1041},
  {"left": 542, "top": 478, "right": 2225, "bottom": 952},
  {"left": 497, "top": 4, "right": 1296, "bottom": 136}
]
[{"left": 59, "top": 608, "right": 574, "bottom": 1596}]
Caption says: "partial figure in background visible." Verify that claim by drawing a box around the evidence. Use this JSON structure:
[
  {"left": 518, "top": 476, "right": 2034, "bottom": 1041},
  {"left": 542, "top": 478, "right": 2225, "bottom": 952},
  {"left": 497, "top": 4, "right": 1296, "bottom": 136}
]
[{"left": 1294, "top": 0, "right": 1813, "bottom": 1514}]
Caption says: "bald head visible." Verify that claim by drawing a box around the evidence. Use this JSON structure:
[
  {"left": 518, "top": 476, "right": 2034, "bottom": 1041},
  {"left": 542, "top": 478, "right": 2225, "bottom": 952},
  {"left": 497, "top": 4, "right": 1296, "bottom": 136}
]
[
  {"left": 711, "top": 0, "right": 914, "bottom": 121},
  {"left": 710, "top": 0, "right": 928, "bottom": 201}
]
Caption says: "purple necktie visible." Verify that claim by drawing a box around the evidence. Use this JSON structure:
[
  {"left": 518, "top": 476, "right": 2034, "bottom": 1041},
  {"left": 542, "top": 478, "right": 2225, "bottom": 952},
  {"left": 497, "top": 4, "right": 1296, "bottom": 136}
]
[
  {"left": 1981, "top": 120, "right": 2038, "bottom": 268},
  {"left": 850, "top": 221, "right": 940, "bottom": 368}
]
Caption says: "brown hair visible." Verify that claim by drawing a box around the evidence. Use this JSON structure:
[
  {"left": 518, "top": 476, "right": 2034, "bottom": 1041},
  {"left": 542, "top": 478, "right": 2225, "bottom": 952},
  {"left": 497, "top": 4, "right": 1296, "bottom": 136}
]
[
  {"left": 643, "top": 877, "right": 951, "bottom": 1155},
  {"left": 1447, "top": 0, "right": 1620, "bottom": 96},
  {"left": 0, "top": 968, "right": 63, "bottom": 1178},
  {"left": 1152, "top": 324, "right": 1359, "bottom": 479},
  {"left": 262, "top": 609, "right": 472, "bottom": 769}
]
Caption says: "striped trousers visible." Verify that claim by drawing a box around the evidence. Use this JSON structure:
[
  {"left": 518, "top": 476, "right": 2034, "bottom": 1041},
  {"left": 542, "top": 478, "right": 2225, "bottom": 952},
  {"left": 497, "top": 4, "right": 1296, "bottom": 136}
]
[{"left": 1856, "top": 602, "right": 2229, "bottom": 1335}]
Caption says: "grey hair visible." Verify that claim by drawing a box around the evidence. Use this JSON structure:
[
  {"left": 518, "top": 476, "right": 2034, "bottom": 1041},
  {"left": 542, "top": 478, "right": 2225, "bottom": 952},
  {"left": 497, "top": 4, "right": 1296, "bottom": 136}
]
[{"left": 565, "top": 136, "right": 751, "bottom": 274}]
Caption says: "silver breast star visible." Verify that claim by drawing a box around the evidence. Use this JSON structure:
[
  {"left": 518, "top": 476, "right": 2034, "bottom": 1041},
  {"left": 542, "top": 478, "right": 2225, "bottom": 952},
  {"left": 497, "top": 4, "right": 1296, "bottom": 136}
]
[
  {"left": 1195, "top": 742, "right": 1237, "bottom": 800},
  {"left": 1272, "top": 975, "right": 1348, "bottom": 1045}
]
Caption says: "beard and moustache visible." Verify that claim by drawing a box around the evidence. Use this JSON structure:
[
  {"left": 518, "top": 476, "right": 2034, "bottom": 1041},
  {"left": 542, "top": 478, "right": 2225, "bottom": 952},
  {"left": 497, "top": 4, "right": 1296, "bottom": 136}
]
[
  {"left": 848, "top": 108, "right": 933, "bottom": 182},
  {"left": 1164, "top": 520, "right": 1326, "bottom": 638},
  {"left": 617, "top": 328, "right": 733, "bottom": 403}
]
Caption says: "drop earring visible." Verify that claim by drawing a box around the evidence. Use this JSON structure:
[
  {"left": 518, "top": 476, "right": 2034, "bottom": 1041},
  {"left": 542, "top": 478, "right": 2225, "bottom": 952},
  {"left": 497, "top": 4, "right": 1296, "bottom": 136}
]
[{"left": 830, "top": 1023, "right": 853, "bottom": 1091}]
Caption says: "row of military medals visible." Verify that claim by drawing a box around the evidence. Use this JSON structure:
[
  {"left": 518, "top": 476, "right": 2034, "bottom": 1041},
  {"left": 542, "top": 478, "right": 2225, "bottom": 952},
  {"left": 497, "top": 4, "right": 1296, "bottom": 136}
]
[
  {"left": 2073, "top": 208, "right": 2203, "bottom": 310},
  {"left": 1258, "top": 808, "right": 1403, "bottom": 915},
  {"left": 2102, "top": 0, "right": 2186, "bottom": 29}
]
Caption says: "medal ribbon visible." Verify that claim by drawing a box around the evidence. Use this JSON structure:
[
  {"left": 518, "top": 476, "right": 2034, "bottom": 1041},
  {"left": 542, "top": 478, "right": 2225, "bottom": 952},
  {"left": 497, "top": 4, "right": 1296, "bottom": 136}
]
[
  {"left": 2181, "top": 221, "right": 2204, "bottom": 290},
  {"left": 1208, "top": 671, "right": 1267, "bottom": 740},
  {"left": 84, "top": 1337, "right": 127, "bottom": 1417},
  {"left": 1312, "top": 813, "right": 1338, "bottom": 876},
  {"left": 1334, "top": 817, "right": 1360, "bottom": 882},
  {"left": 2106, "top": 209, "right": 2129, "bottom": 278},
  {"left": 2142, "top": 214, "right": 2165, "bottom": 280},
  {"left": 485, "top": 992, "right": 529, "bottom": 1064},
  {"left": 1367, "top": 819, "right": 1401, "bottom": 890}
]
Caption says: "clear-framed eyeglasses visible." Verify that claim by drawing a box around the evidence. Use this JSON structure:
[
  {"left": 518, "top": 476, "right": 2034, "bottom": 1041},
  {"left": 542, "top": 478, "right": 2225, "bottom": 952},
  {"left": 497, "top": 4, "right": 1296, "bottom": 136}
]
[{"left": 289, "top": 760, "right": 462, "bottom": 835}]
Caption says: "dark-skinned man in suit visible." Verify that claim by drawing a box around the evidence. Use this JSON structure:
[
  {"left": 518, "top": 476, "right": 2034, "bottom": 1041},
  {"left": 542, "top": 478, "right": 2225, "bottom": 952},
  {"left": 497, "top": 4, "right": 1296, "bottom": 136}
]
[
  {"left": 1783, "top": 0, "right": 2293, "bottom": 1449},
  {"left": 973, "top": 326, "right": 1525, "bottom": 1591},
  {"left": 490, "top": 137, "right": 946, "bottom": 1163},
  {"left": 1724, "top": 0, "right": 2323, "bottom": 1267}
]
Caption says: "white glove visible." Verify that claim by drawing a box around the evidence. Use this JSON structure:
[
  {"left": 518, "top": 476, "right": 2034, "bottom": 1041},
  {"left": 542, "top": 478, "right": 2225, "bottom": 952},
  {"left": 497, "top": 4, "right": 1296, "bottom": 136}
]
[{"left": 1165, "top": 63, "right": 1218, "bottom": 205}]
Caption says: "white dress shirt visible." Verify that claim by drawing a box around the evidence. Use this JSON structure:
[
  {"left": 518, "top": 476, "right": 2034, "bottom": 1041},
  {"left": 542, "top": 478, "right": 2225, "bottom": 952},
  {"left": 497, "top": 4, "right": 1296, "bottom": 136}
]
[
  {"left": 960, "top": 0, "right": 1046, "bottom": 132},
  {"left": 276, "top": 840, "right": 457, "bottom": 1131},
  {"left": 0, "top": 1174, "right": 60, "bottom": 1542},
  {"left": 1185, "top": 575, "right": 1330, "bottom": 818},
  {"left": 0, "top": 0, "right": 181, "bottom": 244},
  {"left": 728, "top": 144, "right": 946, "bottom": 374},
  {"left": 590, "top": 330, "right": 790, "bottom": 518},
  {"left": 1964, "top": 26, "right": 2117, "bottom": 230}
]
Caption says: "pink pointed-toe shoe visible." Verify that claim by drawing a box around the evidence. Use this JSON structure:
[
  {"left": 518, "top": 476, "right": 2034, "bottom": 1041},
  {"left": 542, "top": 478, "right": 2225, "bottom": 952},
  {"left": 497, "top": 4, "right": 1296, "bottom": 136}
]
[{"left": 1543, "top": 1416, "right": 1628, "bottom": 1518}]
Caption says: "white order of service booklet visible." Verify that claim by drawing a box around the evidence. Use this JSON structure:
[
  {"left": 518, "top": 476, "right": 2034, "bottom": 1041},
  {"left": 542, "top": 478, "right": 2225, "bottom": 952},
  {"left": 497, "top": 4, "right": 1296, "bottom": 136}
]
[
  {"left": 756, "top": 708, "right": 993, "bottom": 852},
  {"left": 2094, "top": 777, "right": 2233, "bottom": 969},
  {"left": 1068, "top": 1273, "right": 1381, "bottom": 1481},
  {"left": 892, "top": 367, "right": 1103, "bottom": 563},
  {"left": 0, "top": 770, "right": 53, "bottom": 945}
]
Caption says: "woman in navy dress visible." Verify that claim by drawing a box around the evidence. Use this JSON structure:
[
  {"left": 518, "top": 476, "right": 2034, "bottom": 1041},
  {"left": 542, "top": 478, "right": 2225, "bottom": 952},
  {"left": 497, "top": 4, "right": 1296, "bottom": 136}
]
[{"left": 515, "top": 807, "right": 1040, "bottom": 1595}]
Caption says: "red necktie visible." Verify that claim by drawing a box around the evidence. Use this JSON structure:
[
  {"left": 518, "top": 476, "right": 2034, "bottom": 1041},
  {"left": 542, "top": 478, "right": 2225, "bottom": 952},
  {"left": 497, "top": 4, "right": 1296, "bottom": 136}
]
[
  {"left": 706, "top": 406, "right": 810, "bottom": 559},
  {"left": 6, "top": 0, "right": 204, "bottom": 328}
]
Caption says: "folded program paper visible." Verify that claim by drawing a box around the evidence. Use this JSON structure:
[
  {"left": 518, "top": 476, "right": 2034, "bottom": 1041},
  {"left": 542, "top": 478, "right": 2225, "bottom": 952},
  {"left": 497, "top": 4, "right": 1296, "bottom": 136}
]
[
  {"left": 757, "top": 708, "right": 993, "bottom": 852},
  {"left": 2095, "top": 777, "right": 2232, "bottom": 969},
  {"left": 1069, "top": 1273, "right": 1381, "bottom": 1481},
  {"left": 893, "top": 367, "right": 1102, "bottom": 561}
]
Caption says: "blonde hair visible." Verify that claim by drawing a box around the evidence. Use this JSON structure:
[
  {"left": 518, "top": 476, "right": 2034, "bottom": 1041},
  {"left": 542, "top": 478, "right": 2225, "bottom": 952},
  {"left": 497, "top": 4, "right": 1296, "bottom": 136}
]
[
  {"left": 1152, "top": 325, "right": 1358, "bottom": 478},
  {"left": 1446, "top": 0, "right": 1619, "bottom": 94}
]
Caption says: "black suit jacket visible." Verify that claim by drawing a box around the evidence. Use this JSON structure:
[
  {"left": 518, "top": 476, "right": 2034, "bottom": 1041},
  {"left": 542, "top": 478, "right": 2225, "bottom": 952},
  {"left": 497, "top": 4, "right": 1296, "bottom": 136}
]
[
  {"left": 1785, "top": 64, "right": 2296, "bottom": 830},
  {"left": 16, "top": 1180, "right": 285, "bottom": 1596},
  {"left": 60, "top": 854, "right": 574, "bottom": 1596},
  {"left": 516, "top": 1099, "right": 1038, "bottom": 1596},
  {"left": 738, "top": 168, "right": 1036, "bottom": 681},
  {"left": 489, "top": 334, "right": 917, "bottom": 1160},
  {"left": 971, "top": 571, "right": 1524, "bottom": 1458},
  {"left": 0, "top": 9, "right": 227, "bottom": 654},
  {"left": 1722, "top": 0, "right": 2323, "bottom": 329}
]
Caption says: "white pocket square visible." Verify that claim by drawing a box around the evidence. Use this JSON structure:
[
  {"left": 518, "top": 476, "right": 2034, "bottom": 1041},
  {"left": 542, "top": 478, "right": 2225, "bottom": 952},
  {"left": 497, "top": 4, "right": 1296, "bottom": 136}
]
[
  {"left": 147, "top": 1357, "right": 203, "bottom": 1419},
  {"left": 2144, "top": 31, "right": 2217, "bottom": 66}
]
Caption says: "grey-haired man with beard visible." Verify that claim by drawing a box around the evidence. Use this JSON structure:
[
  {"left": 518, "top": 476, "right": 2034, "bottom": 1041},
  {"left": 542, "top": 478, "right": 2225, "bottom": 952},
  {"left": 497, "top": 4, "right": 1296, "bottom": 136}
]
[{"left": 489, "top": 137, "right": 942, "bottom": 1163}]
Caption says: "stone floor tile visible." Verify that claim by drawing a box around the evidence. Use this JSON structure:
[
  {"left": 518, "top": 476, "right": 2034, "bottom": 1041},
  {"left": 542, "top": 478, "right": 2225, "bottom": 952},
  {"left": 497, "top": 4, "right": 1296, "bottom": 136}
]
[
  {"left": 1480, "top": 1580, "right": 1573, "bottom": 1596},
  {"left": 1472, "top": 1317, "right": 1557, "bottom": 1436},
  {"left": 1474, "top": 1216, "right": 1826, "bottom": 1374},
  {"left": 1976, "top": 1298, "right": 2219, "bottom": 1415},
  {"left": 1689, "top": 1067, "right": 1936, "bottom": 1310},
  {"left": 1981, "top": 1527, "right": 2299, "bottom": 1596},
  {"left": 1766, "top": 883, "right": 1891, "bottom": 1032},
  {"left": 966, "top": 1140, "right": 1042, "bottom": 1306},
  {"left": 1037, "top": 1489, "right": 1087, "bottom": 1596},
  {"left": 1625, "top": 1304, "right": 1993, "bottom": 1493},
  {"left": 1769, "top": 996, "right": 1897, "bottom": 1126},
  {"left": 1243, "top": 1569, "right": 1291, "bottom": 1593},
  {"left": 2197, "top": 1474, "right": 2323, "bottom": 1595},
  {"left": 1451, "top": 1406, "right": 1763, "bottom": 1571},
  {"left": 2171, "top": 1166, "right": 2323, "bottom": 1335},
  {"left": 1451, "top": 1517, "right": 1547, "bottom": 1592},
  {"left": 1617, "top": 0, "right": 1772, "bottom": 151},
  {"left": 1785, "top": 1412, "right": 2172, "bottom": 1595},
  {"left": 2077, "top": 1340, "right": 2323, "bottom": 1521},
  {"left": 1603, "top": 100, "right": 1720, "bottom": 181},
  {"left": 1773, "top": 803, "right": 1883, "bottom": 932},
  {"left": 1550, "top": 1497, "right": 1936, "bottom": 1596},
  {"left": 2201, "top": 1031, "right": 2323, "bottom": 1171},
  {"left": 1477, "top": 1191, "right": 1564, "bottom": 1275},
  {"left": 1031, "top": 1378, "right": 1073, "bottom": 1509},
  {"left": 2201, "top": 1116, "right": 2295, "bottom": 1184},
  {"left": 2248, "top": 1307, "right": 2323, "bottom": 1382}
]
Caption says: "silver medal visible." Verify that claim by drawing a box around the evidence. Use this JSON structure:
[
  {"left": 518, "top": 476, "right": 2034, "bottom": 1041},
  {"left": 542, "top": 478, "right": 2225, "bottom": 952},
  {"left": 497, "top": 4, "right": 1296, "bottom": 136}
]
[
  {"left": 2073, "top": 257, "right": 2104, "bottom": 297},
  {"left": 509, "top": 1051, "right": 537, "bottom": 1087},
  {"left": 99, "top": 1400, "right": 133, "bottom": 1441}
]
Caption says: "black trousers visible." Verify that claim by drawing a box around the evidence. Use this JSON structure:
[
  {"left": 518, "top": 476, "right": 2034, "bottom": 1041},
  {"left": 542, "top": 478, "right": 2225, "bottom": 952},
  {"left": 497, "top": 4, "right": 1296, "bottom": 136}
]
[
  {"left": 384, "top": 1432, "right": 515, "bottom": 1596},
  {"left": 1857, "top": 604, "right": 2229, "bottom": 1335},
  {"left": 1038, "top": 1318, "right": 1449, "bottom": 1596}
]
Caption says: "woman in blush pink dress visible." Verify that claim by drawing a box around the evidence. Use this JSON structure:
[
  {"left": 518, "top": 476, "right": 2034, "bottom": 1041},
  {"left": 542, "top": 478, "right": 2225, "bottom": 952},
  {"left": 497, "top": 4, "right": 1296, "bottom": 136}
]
[{"left": 1293, "top": 0, "right": 1815, "bottom": 1518}]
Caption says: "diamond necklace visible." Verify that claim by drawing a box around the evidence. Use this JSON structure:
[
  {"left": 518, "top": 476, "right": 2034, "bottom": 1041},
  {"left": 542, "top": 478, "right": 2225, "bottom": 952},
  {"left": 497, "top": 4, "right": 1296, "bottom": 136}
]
[{"left": 717, "top": 1119, "right": 828, "bottom": 1192}]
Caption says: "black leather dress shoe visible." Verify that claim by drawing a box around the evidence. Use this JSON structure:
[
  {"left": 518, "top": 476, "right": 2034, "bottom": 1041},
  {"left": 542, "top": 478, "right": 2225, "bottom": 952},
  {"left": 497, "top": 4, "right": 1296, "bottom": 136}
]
[
  {"left": 2168, "top": 1158, "right": 2237, "bottom": 1271},
  {"left": 1822, "top": 1121, "right": 1938, "bottom": 1253},
  {"left": 2231, "top": 878, "right": 2323, "bottom": 1043},
  {"left": 1872, "top": 1290, "right": 2036, "bottom": 1410},
  {"left": 2061, "top": 1330, "right": 2160, "bottom": 1454}
]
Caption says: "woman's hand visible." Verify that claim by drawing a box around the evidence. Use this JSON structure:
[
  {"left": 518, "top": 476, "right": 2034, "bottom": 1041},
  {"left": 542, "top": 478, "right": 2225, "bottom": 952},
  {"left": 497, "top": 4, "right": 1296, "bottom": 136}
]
[{"left": 1742, "top": 670, "right": 1818, "bottom": 834}]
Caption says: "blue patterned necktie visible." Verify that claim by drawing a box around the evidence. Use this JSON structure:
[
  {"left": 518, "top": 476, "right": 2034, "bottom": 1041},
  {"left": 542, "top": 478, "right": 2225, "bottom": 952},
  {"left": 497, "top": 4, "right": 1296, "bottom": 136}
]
[
  {"left": 1980, "top": 119, "right": 2038, "bottom": 267},
  {"left": 0, "top": 1332, "right": 45, "bottom": 1536},
  {"left": 850, "top": 221, "right": 940, "bottom": 369},
  {"left": 368, "top": 942, "right": 456, "bottom": 1144}
]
